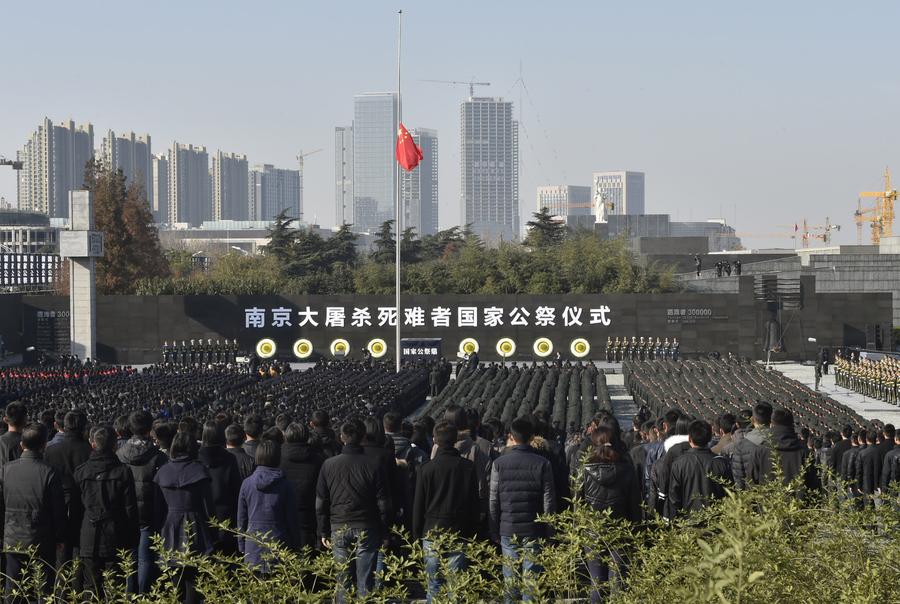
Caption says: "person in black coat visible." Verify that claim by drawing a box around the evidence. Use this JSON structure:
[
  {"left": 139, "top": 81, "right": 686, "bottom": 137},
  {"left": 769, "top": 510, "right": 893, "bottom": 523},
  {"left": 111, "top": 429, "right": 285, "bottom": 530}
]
[
  {"left": 581, "top": 426, "right": 640, "bottom": 603},
  {"left": 876, "top": 424, "right": 895, "bottom": 463},
  {"left": 198, "top": 421, "right": 242, "bottom": 554},
  {"left": 0, "top": 401, "right": 26, "bottom": 467},
  {"left": 855, "top": 429, "right": 882, "bottom": 504},
  {"left": 769, "top": 409, "right": 818, "bottom": 490},
  {"left": 828, "top": 425, "right": 854, "bottom": 478},
  {"left": 489, "top": 417, "right": 556, "bottom": 603},
  {"left": 74, "top": 425, "right": 139, "bottom": 598},
  {"left": 669, "top": 420, "right": 732, "bottom": 516},
  {"left": 117, "top": 410, "right": 168, "bottom": 594},
  {"left": 316, "top": 420, "right": 391, "bottom": 600},
  {"left": 309, "top": 411, "right": 341, "bottom": 459},
  {"left": 0, "top": 423, "right": 65, "bottom": 599},
  {"left": 413, "top": 420, "right": 479, "bottom": 603},
  {"left": 361, "top": 417, "right": 399, "bottom": 525},
  {"left": 44, "top": 410, "right": 92, "bottom": 570},
  {"left": 280, "top": 423, "right": 324, "bottom": 550},
  {"left": 154, "top": 432, "right": 213, "bottom": 604},
  {"left": 242, "top": 414, "right": 263, "bottom": 461},
  {"left": 225, "top": 424, "right": 255, "bottom": 480},
  {"left": 731, "top": 402, "right": 773, "bottom": 489},
  {"left": 880, "top": 431, "right": 900, "bottom": 493}
]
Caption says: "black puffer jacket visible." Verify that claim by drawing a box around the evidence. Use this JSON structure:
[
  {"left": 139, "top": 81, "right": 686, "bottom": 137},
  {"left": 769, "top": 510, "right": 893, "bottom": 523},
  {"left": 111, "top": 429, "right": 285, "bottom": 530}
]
[
  {"left": 280, "top": 442, "right": 324, "bottom": 537},
  {"left": 489, "top": 444, "right": 556, "bottom": 539},
  {"left": 581, "top": 459, "right": 640, "bottom": 522},
  {"left": 731, "top": 427, "right": 770, "bottom": 488},
  {"left": 668, "top": 448, "right": 731, "bottom": 516},
  {"left": 0, "top": 450, "right": 65, "bottom": 558},
  {"left": 315, "top": 444, "right": 390, "bottom": 537},
  {"left": 117, "top": 437, "right": 168, "bottom": 528},
  {"left": 74, "top": 451, "right": 139, "bottom": 558}
]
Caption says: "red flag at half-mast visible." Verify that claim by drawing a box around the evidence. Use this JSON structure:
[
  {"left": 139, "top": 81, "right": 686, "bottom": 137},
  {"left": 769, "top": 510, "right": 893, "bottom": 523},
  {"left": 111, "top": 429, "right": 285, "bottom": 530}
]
[{"left": 396, "top": 122, "right": 423, "bottom": 171}]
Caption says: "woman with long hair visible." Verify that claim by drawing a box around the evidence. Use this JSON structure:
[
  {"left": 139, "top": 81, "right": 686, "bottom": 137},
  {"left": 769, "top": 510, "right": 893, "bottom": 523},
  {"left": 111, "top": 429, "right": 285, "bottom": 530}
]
[{"left": 581, "top": 426, "right": 641, "bottom": 603}]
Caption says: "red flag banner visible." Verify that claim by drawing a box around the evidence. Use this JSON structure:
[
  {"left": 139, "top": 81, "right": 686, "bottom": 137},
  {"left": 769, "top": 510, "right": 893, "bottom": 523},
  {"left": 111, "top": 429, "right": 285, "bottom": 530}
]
[{"left": 396, "top": 122, "right": 423, "bottom": 171}]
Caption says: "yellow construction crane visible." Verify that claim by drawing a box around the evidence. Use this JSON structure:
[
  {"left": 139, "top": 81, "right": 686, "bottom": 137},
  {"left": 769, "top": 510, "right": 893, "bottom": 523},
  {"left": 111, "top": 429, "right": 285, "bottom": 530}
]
[
  {"left": 855, "top": 167, "right": 897, "bottom": 245},
  {"left": 738, "top": 217, "right": 839, "bottom": 248}
]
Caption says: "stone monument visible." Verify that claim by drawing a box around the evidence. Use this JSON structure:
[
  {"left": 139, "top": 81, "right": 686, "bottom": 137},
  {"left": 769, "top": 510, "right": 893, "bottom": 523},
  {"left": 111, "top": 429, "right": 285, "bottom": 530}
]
[{"left": 59, "top": 191, "right": 104, "bottom": 360}]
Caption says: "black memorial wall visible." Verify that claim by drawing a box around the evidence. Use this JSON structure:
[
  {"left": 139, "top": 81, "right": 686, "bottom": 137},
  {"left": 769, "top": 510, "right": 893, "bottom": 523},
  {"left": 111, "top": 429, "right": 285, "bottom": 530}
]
[{"left": 8, "top": 277, "right": 891, "bottom": 364}]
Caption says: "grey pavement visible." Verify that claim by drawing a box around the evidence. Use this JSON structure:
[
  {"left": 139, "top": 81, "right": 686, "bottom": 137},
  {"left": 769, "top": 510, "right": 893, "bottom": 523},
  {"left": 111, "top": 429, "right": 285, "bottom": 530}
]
[{"left": 771, "top": 362, "right": 900, "bottom": 425}]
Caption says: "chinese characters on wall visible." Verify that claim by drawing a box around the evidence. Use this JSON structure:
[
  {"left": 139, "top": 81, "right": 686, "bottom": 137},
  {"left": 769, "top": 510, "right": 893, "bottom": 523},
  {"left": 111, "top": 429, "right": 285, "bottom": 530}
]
[{"left": 243, "top": 305, "right": 612, "bottom": 329}]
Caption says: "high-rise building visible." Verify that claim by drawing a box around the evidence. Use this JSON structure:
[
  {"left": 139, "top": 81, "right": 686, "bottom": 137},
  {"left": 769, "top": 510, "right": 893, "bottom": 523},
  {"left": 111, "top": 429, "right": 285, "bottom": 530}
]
[
  {"left": 591, "top": 171, "right": 645, "bottom": 216},
  {"left": 169, "top": 143, "right": 210, "bottom": 226},
  {"left": 101, "top": 130, "right": 152, "bottom": 202},
  {"left": 151, "top": 154, "right": 169, "bottom": 223},
  {"left": 249, "top": 164, "right": 301, "bottom": 222},
  {"left": 16, "top": 117, "right": 94, "bottom": 219},
  {"left": 400, "top": 128, "right": 438, "bottom": 236},
  {"left": 352, "top": 93, "right": 398, "bottom": 232},
  {"left": 212, "top": 151, "right": 249, "bottom": 221},
  {"left": 334, "top": 126, "right": 353, "bottom": 226},
  {"left": 460, "top": 97, "right": 519, "bottom": 243},
  {"left": 536, "top": 185, "right": 592, "bottom": 225}
]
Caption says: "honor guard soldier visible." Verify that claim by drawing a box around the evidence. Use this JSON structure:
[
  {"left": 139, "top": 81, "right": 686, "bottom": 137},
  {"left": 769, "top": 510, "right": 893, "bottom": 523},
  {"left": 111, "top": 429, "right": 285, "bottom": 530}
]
[
  {"left": 606, "top": 337, "right": 614, "bottom": 363},
  {"left": 630, "top": 336, "right": 639, "bottom": 361},
  {"left": 654, "top": 337, "right": 662, "bottom": 360},
  {"left": 672, "top": 338, "right": 680, "bottom": 361},
  {"left": 162, "top": 341, "right": 171, "bottom": 364},
  {"left": 613, "top": 337, "right": 622, "bottom": 362},
  {"left": 638, "top": 337, "right": 646, "bottom": 361},
  {"left": 663, "top": 338, "right": 672, "bottom": 359}
]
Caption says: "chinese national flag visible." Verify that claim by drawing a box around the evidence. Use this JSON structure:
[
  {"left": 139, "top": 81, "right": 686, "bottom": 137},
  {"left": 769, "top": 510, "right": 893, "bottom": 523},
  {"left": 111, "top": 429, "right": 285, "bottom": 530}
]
[{"left": 396, "top": 122, "right": 423, "bottom": 171}]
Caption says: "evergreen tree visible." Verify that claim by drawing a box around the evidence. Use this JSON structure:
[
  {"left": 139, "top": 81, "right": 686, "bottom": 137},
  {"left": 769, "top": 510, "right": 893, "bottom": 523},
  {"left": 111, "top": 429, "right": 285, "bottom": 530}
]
[
  {"left": 263, "top": 209, "right": 297, "bottom": 264},
  {"left": 524, "top": 207, "right": 567, "bottom": 249},
  {"left": 325, "top": 223, "right": 359, "bottom": 266},
  {"left": 370, "top": 220, "right": 396, "bottom": 264},
  {"left": 400, "top": 227, "right": 422, "bottom": 263}
]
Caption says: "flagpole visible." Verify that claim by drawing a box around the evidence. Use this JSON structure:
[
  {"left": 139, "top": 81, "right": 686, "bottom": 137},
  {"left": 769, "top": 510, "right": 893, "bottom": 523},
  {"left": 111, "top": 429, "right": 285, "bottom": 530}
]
[{"left": 395, "top": 9, "right": 402, "bottom": 373}]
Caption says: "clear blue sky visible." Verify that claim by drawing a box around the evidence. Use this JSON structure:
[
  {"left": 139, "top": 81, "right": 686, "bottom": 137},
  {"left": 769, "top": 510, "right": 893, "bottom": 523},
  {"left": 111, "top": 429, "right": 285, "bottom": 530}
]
[{"left": 1, "top": 1, "right": 898, "bottom": 247}]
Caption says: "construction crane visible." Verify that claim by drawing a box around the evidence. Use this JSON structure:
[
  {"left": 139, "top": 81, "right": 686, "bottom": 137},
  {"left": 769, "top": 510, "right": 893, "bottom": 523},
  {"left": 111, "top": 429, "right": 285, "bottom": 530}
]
[
  {"left": 854, "top": 167, "right": 897, "bottom": 245},
  {"left": 737, "top": 217, "right": 840, "bottom": 248},
  {"left": 0, "top": 157, "right": 23, "bottom": 171},
  {"left": 296, "top": 149, "right": 323, "bottom": 222},
  {"left": 420, "top": 79, "right": 491, "bottom": 98}
]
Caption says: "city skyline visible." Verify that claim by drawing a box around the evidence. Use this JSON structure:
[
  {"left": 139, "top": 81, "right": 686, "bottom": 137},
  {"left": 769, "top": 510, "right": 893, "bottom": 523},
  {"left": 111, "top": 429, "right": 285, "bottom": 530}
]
[{"left": 1, "top": 2, "right": 899, "bottom": 246}]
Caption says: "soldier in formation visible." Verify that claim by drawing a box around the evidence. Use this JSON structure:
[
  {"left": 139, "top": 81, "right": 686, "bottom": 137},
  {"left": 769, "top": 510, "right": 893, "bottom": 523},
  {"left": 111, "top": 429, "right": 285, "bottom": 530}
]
[{"left": 834, "top": 356, "right": 900, "bottom": 404}]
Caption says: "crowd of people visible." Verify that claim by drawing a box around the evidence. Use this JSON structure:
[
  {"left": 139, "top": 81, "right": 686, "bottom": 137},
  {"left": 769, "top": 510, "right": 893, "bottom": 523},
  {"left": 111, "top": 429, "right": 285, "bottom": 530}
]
[
  {"left": 834, "top": 355, "right": 900, "bottom": 403},
  {"left": 604, "top": 336, "right": 680, "bottom": 363},
  {"left": 0, "top": 354, "right": 895, "bottom": 602}
]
